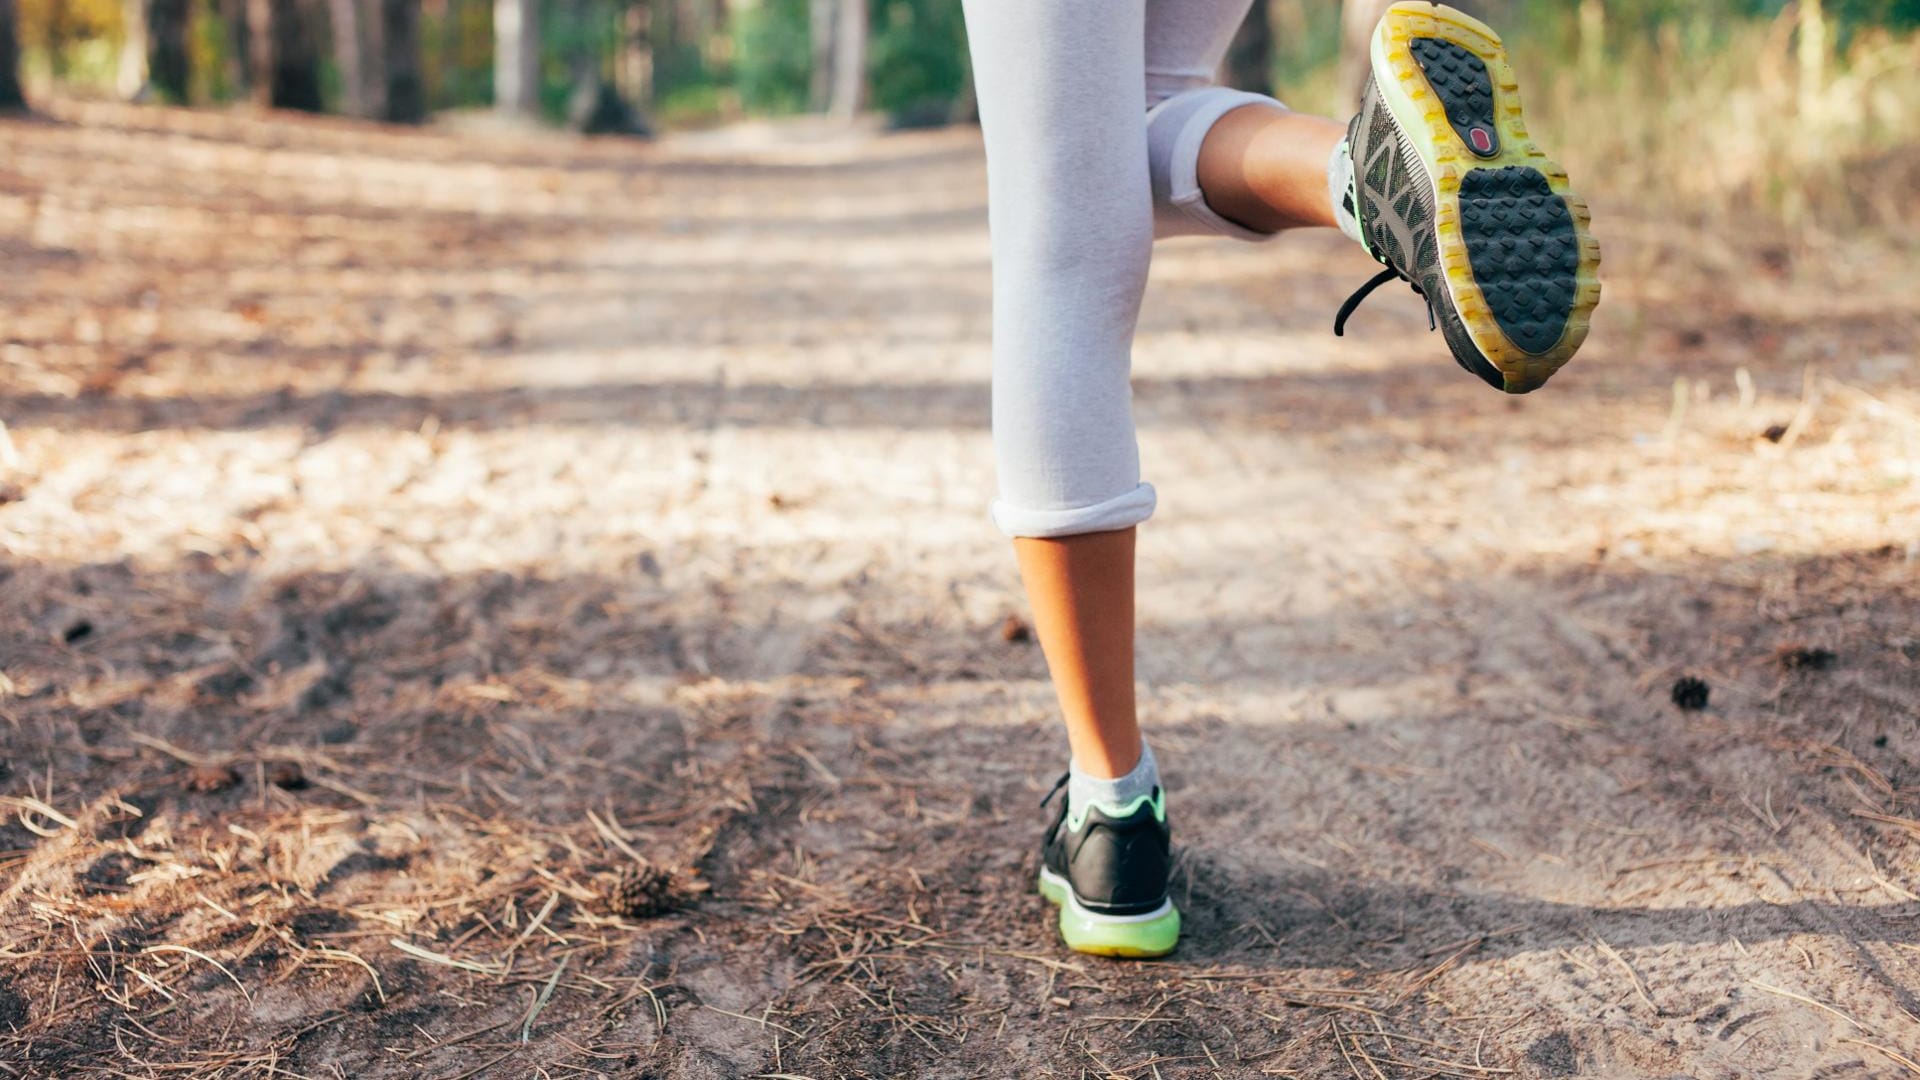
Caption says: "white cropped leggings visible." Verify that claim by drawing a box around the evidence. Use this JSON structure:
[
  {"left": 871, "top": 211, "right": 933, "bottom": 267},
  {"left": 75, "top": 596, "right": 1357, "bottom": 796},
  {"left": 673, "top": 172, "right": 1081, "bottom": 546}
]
[{"left": 963, "top": 0, "right": 1285, "bottom": 538}]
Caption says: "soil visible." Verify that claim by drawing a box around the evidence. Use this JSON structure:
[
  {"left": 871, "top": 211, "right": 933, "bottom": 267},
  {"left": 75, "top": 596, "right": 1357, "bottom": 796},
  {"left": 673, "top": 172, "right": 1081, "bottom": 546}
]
[{"left": 2, "top": 101, "right": 1918, "bottom": 1079}]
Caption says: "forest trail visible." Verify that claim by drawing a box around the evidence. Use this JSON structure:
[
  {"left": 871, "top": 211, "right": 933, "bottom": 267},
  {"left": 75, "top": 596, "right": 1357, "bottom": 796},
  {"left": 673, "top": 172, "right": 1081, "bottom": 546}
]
[{"left": 3, "top": 102, "right": 1918, "bottom": 1078}]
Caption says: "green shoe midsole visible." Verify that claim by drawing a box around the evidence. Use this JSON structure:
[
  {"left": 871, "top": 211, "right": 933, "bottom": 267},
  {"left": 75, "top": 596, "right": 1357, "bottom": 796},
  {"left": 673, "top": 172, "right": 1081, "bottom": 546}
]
[{"left": 1037, "top": 867, "right": 1180, "bottom": 955}]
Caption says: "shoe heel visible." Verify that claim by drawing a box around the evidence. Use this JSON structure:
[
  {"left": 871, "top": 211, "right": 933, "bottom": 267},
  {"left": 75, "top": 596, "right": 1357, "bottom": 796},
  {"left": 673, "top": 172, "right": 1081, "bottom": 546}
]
[
  {"left": 1057, "top": 902, "right": 1180, "bottom": 959},
  {"left": 1038, "top": 868, "right": 1180, "bottom": 958}
]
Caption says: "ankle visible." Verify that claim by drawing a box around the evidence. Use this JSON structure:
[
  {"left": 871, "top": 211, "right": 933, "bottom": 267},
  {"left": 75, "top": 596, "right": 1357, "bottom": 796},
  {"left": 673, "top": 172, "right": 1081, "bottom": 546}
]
[{"left": 1069, "top": 740, "right": 1159, "bottom": 815}]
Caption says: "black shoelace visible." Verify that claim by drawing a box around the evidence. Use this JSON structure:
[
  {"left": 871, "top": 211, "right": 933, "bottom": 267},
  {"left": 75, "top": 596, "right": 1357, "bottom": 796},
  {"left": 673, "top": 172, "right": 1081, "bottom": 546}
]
[
  {"left": 1334, "top": 265, "right": 1437, "bottom": 337},
  {"left": 1040, "top": 771, "right": 1070, "bottom": 809}
]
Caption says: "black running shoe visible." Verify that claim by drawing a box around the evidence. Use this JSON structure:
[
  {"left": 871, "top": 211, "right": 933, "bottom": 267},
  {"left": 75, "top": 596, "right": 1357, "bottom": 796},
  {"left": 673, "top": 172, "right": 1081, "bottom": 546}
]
[
  {"left": 1036, "top": 772, "right": 1179, "bottom": 957},
  {"left": 1336, "top": 1, "right": 1601, "bottom": 394}
]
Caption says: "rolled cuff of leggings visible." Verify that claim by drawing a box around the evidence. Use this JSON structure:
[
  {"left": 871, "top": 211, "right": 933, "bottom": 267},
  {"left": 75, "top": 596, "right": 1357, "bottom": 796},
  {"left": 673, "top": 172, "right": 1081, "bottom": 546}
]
[
  {"left": 990, "top": 482, "right": 1157, "bottom": 539},
  {"left": 1148, "top": 86, "right": 1289, "bottom": 243}
]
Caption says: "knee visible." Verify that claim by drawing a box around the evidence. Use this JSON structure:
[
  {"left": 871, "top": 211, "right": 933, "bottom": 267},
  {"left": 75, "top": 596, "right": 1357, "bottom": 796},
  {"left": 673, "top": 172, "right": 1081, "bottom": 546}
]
[{"left": 1145, "top": 85, "right": 1289, "bottom": 242}]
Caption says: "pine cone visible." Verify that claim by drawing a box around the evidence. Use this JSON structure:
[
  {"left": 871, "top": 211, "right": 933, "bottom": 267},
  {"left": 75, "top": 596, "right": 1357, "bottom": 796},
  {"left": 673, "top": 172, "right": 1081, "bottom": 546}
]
[
  {"left": 608, "top": 862, "right": 675, "bottom": 918},
  {"left": 1670, "top": 676, "right": 1710, "bottom": 711}
]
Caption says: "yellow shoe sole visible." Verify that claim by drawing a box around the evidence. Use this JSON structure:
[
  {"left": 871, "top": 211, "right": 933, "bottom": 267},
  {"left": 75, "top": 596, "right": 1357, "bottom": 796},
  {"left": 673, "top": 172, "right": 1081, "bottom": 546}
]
[{"left": 1372, "top": 2, "right": 1602, "bottom": 393}]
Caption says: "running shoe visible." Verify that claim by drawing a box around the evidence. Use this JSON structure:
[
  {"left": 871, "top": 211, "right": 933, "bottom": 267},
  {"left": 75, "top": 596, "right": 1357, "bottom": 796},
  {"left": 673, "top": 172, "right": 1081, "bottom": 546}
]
[
  {"left": 1036, "top": 772, "right": 1179, "bottom": 958},
  {"left": 1335, "top": 1, "right": 1601, "bottom": 393}
]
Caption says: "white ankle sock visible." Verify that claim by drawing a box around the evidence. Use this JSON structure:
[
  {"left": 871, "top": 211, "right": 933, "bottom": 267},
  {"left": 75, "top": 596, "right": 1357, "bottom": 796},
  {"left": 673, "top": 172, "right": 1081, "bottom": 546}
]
[
  {"left": 1328, "top": 137, "right": 1365, "bottom": 247},
  {"left": 1068, "top": 739, "right": 1159, "bottom": 818}
]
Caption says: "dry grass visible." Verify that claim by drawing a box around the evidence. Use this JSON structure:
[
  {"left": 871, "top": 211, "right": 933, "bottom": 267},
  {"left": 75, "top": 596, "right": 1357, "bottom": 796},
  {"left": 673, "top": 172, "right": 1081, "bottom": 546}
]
[{"left": 1522, "top": 7, "right": 1920, "bottom": 239}]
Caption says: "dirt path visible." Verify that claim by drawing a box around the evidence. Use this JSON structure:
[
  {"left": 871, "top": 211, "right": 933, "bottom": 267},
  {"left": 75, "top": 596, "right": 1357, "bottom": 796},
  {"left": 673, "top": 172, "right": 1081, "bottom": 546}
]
[{"left": 2, "top": 102, "right": 1918, "bottom": 1079}]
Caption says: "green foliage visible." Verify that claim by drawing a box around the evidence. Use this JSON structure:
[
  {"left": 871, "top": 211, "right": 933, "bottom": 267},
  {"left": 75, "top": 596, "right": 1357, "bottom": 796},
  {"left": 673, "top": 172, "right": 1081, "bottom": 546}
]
[
  {"left": 540, "top": 0, "right": 616, "bottom": 119},
  {"left": 18, "top": 0, "right": 119, "bottom": 47},
  {"left": 18, "top": 0, "right": 119, "bottom": 81},
  {"left": 425, "top": 0, "right": 495, "bottom": 110},
  {"left": 730, "top": 0, "right": 970, "bottom": 120},
  {"left": 189, "top": 2, "right": 238, "bottom": 103},
  {"left": 734, "top": 0, "right": 811, "bottom": 114},
  {"left": 654, "top": 79, "right": 726, "bottom": 123},
  {"left": 868, "top": 0, "right": 967, "bottom": 117}
]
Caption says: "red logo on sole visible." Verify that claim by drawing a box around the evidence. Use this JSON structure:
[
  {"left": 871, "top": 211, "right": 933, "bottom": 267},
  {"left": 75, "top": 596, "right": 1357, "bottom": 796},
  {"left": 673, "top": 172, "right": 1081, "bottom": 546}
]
[{"left": 1468, "top": 127, "right": 1495, "bottom": 154}]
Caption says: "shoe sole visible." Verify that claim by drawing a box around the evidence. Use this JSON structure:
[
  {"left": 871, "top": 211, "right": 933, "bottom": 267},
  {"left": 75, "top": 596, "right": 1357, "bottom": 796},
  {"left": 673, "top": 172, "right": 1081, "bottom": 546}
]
[
  {"left": 1372, "top": 2, "right": 1602, "bottom": 393},
  {"left": 1037, "top": 866, "right": 1180, "bottom": 958}
]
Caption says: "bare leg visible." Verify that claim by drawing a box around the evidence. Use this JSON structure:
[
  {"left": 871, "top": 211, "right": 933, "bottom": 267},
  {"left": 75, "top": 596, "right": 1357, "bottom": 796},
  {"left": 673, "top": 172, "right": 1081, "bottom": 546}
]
[
  {"left": 1195, "top": 104, "right": 1347, "bottom": 234},
  {"left": 1014, "top": 528, "right": 1140, "bottom": 779},
  {"left": 1009, "top": 112, "right": 1347, "bottom": 783}
]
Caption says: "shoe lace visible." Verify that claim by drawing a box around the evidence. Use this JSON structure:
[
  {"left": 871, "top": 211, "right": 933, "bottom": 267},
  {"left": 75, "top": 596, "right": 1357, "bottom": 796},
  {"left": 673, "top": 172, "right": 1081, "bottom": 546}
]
[
  {"left": 1334, "top": 265, "right": 1437, "bottom": 337},
  {"left": 1040, "top": 771, "right": 1070, "bottom": 809}
]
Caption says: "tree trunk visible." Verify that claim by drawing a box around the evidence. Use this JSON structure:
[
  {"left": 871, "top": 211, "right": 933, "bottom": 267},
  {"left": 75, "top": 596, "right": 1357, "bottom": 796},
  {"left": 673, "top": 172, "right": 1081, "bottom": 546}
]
[
  {"left": 381, "top": 0, "right": 425, "bottom": 122},
  {"left": 328, "top": 0, "right": 366, "bottom": 114},
  {"left": 1798, "top": 0, "right": 1825, "bottom": 119},
  {"left": 276, "top": 0, "right": 325, "bottom": 110},
  {"left": 807, "top": 0, "right": 832, "bottom": 112},
  {"left": 248, "top": 0, "right": 270, "bottom": 104},
  {"left": 1577, "top": 0, "right": 1604, "bottom": 78},
  {"left": 223, "top": 0, "right": 252, "bottom": 96},
  {"left": 362, "top": 0, "right": 386, "bottom": 116},
  {"left": 1224, "top": 0, "right": 1273, "bottom": 95},
  {"left": 494, "top": 0, "right": 540, "bottom": 118},
  {"left": 120, "top": 0, "right": 150, "bottom": 98},
  {"left": 147, "top": 0, "right": 193, "bottom": 101},
  {"left": 616, "top": 0, "right": 651, "bottom": 108},
  {"left": 563, "top": 0, "right": 644, "bottom": 133},
  {"left": 827, "top": 0, "right": 863, "bottom": 121},
  {"left": 0, "top": 0, "right": 23, "bottom": 111},
  {"left": 250, "top": 0, "right": 323, "bottom": 109}
]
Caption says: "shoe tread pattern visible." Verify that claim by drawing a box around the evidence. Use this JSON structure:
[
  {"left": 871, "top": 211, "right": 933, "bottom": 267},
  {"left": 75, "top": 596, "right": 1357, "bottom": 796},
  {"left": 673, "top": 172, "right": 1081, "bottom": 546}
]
[
  {"left": 1458, "top": 166, "right": 1579, "bottom": 355},
  {"left": 1410, "top": 37, "right": 1498, "bottom": 155}
]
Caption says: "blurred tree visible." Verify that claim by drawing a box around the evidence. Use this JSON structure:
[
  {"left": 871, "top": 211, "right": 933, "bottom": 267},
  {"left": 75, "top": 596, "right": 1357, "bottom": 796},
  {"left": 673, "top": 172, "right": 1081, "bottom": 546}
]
[
  {"left": 736, "top": 0, "right": 808, "bottom": 112},
  {"left": 827, "top": 0, "right": 862, "bottom": 118},
  {"left": 425, "top": 0, "right": 495, "bottom": 111},
  {"left": 220, "top": 0, "right": 253, "bottom": 94},
  {"left": 118, "top": 0, "right": 146, "bottom": 95},
  {"left": 1226, "top": 0, "right": 1275, "bottom": 94},
  {"left": 868, "top": 0, "right": 967, "bottom": 124},
  {"left": 560, "top": 0, "right": 645, "bottom": 131},
  {"left": 250, "top": 0, "right": 323, "bottom": 108},
  {"left": 1577, "top": 0, "right": 1604, "bottom": 77},
  {"left": 0, "top": 0, "right": 22, "bottom": 109},
  {"left": 151, "top": 0, "right": 191, "bottom": 99},
  {"left": 328, "top": 0, "right": 367, "bottom": 113},
  {"left": 646, "top": 0, "right": 692, "bottom": 102},
  {"left": 615, "top": 0, "right": 653, "bottom": 108},
  {"left": 1799, "top": 0, "right": 1825, "bottom": 115},
  {"left": 381, "top": 0, "right": 424, "bottom": 119},
  {"left": 808, "top": 0, "right": 829, "bottom": 108},
  {"left": 1338, "top": 0, "right": 1389, "bottom": 106},
  {"left": 495, "top": 0, "right": 539, "bottom": 115}
]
